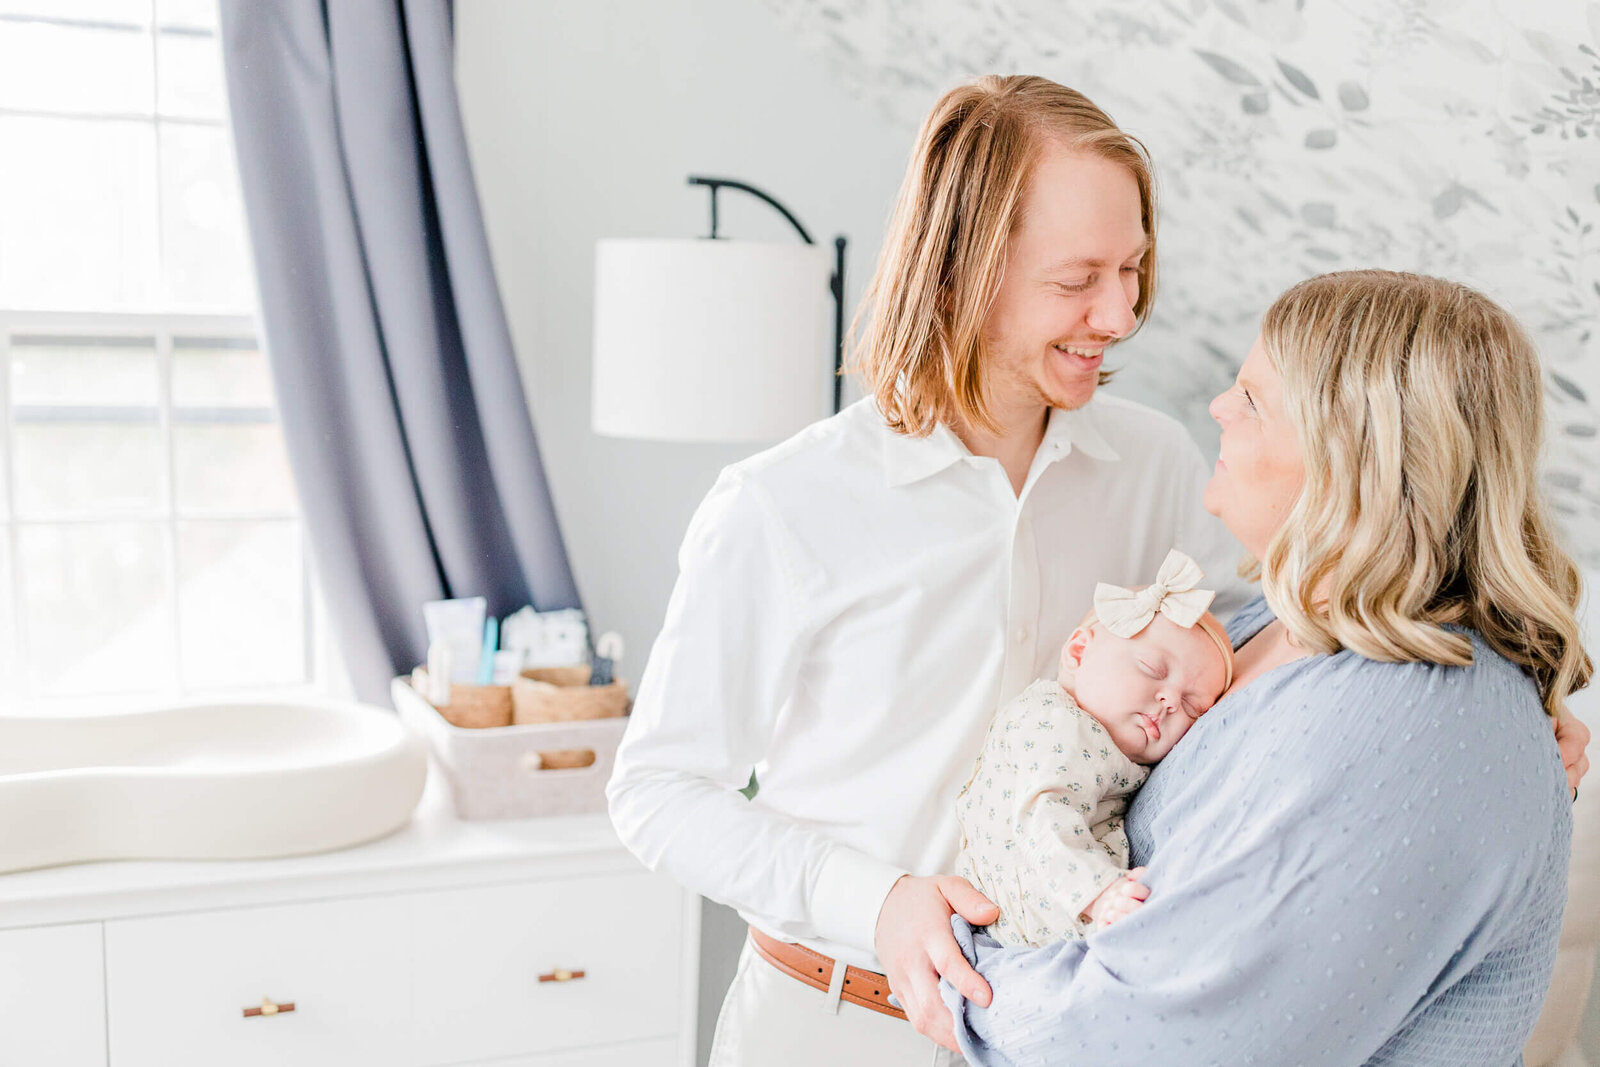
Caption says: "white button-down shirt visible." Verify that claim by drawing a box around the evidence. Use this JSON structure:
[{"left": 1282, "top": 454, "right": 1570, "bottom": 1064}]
[{"left": 606, "top": 395, "right": 1246, "bottom": 972}]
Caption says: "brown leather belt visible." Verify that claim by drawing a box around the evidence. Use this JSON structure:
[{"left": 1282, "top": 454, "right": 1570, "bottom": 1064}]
[{"left": 748, "top": 926, "right": 907, "bottom": 1021}]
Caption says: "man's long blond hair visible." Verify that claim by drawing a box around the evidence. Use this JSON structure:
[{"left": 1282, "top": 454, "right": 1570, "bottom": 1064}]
[
  {"left": 849, "top": 75, "right": 1158, "bottom": 438},
  {"left": 1254, "top": 270, "right": 1591, "bottom": 718}
]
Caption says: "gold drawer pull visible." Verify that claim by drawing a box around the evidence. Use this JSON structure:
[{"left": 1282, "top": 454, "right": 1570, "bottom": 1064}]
[
  {"left": 242, "top": 996, "right": 296, "bottom": 1018},
  {"left": 538, "top": 967, "right": 586, "bottom": 983}
]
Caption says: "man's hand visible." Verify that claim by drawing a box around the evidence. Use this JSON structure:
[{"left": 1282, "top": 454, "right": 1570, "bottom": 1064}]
[
  {"left": 1080, "top": 867, "right": 1150, "bottom": 930},
  {"left": 1557, "top": 712, "right": 1591, "bottom": 799},
  {"left": 873, "top": 874, "right": 999, "bottom": 1052}
]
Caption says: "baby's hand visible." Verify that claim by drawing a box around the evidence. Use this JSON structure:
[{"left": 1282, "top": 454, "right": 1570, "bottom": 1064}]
[{"left": 1081, "top": 867, "right": 1150, "bottom": 930}]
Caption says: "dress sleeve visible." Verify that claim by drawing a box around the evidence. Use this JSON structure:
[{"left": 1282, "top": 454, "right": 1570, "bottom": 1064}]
[
  {"left": 606, "top": 469, "right": 907, "bottom": 951},
  {"left": 938, "top": 651, "right": 1571, "bottom": 1066}
]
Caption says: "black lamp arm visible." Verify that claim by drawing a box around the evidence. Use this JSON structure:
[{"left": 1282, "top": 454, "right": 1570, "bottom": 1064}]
[
  {"left": 687, "top": 175, "right": 848, "bottom": 414},
  {"left": 688, "top": 175, "right": 815, "bottom": 244}
]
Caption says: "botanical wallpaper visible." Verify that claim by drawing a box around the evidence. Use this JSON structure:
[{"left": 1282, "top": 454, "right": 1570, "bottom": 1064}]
[{"left": 767, "top": 0, "right": 1600, "bottom": 561}]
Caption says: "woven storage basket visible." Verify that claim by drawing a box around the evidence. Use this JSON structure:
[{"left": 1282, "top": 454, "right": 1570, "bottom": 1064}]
[
  {"left": 513, "top": 665, "right": 629, "bottom": 725},
  {"left": 392, "top": 675, "right": 627, "bottom": 820},
  {"left": 426, "top": 679, "right": 512, "bottom": 729}
]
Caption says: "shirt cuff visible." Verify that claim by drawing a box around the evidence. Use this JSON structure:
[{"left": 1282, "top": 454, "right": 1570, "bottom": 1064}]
[{"left": 810, "top": 846, "right": 909, "bottom": 954}]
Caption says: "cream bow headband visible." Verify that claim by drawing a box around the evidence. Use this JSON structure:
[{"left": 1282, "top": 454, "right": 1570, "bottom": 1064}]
[
  {"left": 1092, "top": 549, "right": 1216, "bottom": 638},
  {"left": 1092, "top": 550, "right": 1234, "bottom": 691}
]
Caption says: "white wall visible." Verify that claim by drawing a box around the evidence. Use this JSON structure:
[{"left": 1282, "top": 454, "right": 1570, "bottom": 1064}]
[{"left": 454, "top": 2, "right": 908, "bottom": 1060}]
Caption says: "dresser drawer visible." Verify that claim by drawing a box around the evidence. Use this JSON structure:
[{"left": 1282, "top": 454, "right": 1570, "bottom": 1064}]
[
  {"left": 409, "top": 871, "right": 687, "bottom": 1063},
  {"left": 0, "top": 922, "right": 106, "bottom": 1067},
  {"left": 104, "top": 895, "right": 415, "bottom": 1067}
]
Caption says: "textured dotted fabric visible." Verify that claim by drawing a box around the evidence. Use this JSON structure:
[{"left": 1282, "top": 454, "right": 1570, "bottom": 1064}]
[
  {"left": 955, "top": 679, "right": 1147, "bottom": 946},
  {"left": 940, "top": 596, "right": 1571, "bottom": 1066}
]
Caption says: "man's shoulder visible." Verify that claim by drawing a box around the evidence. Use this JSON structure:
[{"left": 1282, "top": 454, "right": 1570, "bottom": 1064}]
[
  {"left": 718, "top": 398, "right": 888, "bottom": 502},
  {"left": 681, "top": 411, "right": 875, "bottom": 574},
  {"left": 713, "top": 398, "right": 902, "bottom": 527}
]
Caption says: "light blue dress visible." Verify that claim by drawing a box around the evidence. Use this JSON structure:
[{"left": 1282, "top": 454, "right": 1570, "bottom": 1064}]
[{"left": 941, "top": 596, "right": 1571, "bottom": 1066}]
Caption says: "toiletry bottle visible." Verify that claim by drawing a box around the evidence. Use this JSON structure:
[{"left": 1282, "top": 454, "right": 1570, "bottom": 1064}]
[{"left": 426, "top": 640, "right": 453, "bottom": 706}]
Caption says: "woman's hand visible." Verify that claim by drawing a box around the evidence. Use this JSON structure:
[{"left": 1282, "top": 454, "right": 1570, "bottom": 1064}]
[
  {"left": 1081, "top": 867, "right": 1151, "bottom": 930},
  {"left": 1556, "top": 712, "right": 1591, "bottom": 799},
  {"left": 873, "top": 874, "right": 999, "bottom": 1052}
]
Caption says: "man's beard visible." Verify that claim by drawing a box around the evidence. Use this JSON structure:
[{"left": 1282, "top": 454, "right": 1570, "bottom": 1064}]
[{"left": 982, "top": 338, "right": 1103, "bottom": 419}]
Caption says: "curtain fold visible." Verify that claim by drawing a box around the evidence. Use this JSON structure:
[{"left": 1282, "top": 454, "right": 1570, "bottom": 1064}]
[{"left": 219, "top": 0, "right": 581, "bottom": 701}]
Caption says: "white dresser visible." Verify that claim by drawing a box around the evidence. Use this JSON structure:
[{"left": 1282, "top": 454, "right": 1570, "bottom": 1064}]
[{"left": 0, "top": 774, "right": 700, "bottom": 1067}]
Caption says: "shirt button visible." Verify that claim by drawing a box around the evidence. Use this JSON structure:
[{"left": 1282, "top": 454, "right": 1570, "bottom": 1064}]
[{"left": 1017, "top": 626, "right": 1032, "bottom": 644}]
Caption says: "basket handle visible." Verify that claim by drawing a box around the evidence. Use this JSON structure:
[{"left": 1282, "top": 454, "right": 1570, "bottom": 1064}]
[{"left": 520, "top": 749, "right": 597, "bottom": 772}]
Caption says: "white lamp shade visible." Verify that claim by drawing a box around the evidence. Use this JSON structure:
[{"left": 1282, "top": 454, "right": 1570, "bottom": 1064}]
[{"left": 592, "top": 238, "right": 833, "bottom": 442}]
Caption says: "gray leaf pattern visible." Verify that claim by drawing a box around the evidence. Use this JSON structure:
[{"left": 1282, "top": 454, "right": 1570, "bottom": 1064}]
[
  {"left": 1197, "top": 49, "right": 1262, "bottom": 85},
  {"left": 765, "top": 0, "right": 1600, "bottom": 563}
]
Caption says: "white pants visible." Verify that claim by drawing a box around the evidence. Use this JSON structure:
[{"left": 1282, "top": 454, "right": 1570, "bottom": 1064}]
[{"left": 707, "top": 934, "right": 969, "bottom": 1067}]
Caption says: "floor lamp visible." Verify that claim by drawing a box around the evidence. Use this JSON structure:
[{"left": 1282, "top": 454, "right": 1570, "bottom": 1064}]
[{"left": 592, "top": 176, "right": 848, "bottom": 443}]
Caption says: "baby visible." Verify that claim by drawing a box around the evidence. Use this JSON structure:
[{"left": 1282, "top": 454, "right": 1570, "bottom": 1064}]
[{"left": 954, "top": 549, "right": 1234, "bottom": 947}]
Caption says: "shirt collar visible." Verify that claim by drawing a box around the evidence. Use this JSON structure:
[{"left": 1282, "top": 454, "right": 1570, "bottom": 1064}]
[
  {"left": 880, "top": 420, "right": 970, "bottom": 488},
  {"left": 880, "top": 400, "right": 1121, "bottom": 488},
  {"left": 1047, "top": 401, "right": 1121, "bottom": 463}
]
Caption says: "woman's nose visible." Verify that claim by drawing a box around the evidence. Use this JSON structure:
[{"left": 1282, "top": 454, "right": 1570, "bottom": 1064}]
[{"left": 1208, "top": 391, "right": 1228, "bottom": 422}]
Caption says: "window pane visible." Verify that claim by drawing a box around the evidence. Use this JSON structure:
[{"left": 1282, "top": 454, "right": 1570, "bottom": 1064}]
[
  {"left": 159, "top": 122, "right": 253, "bottom": 310},
  {"left": 171, "top": 339, "right": 272, "bottom": 408},
  {"left": 0, "top": 536, "right": 18, "bottom": 698},
  {"left": 0, "top": 116, "right": 158, "bottom": 310},
  {"left": 0, "top": 2, "right": 151, "bottom": 27},
  {"left": 155, "top": 0, "right": 214, "bottom": 33},
  {"left": 14, "top": 422, "right": 164, "bottom": 516},
  {"left": 173, "top": 422, "right": 294, "bottom": 514},
  {"left": 156, "top": 25, "right": 222, "bottom": 120},
  {"left": 0, "top": 20, "right": 153, "bottom": 116},
  {"left": 12, "top": 337, "right": 158, "bottom": 407},
  {"left": 178, "top": 519, "right": 303, "bottom": 689},
  {"left": 11, "top": 338, "right": 163, "bottom": 517},
  {"left": 18, "top": 521, "right": 172, "bottom": 697}
]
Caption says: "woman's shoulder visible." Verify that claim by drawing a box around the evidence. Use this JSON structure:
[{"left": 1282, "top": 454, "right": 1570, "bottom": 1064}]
[
  {"left": 1231, "top": 597, "right": 1540, "bottom": 716},
  {"left": 1253, "top": 623, "right": 1557, "bottom": 794},
  {"left": 1173, "top": 623, "right": 1568, "bottom": 866},
  {"left": 1285, "top": 623, "right": 1539, "bottom": 707},
  {"left": 1224, "top": 595, "right": 1275, "bottom": 647}
]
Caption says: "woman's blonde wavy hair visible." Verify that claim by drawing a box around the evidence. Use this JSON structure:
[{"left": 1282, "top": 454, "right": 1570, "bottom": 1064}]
[
  {"left": 848, "top": 75, "right": 1158, "bottom": 438},
  {"left": 1252, "top": 270, "right": 1591, "bottom": 718}
]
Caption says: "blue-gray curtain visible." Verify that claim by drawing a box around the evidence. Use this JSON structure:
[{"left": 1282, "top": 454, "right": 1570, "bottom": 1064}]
[{"left": 218, "top": 0, "right": 581, "bottom": 701}]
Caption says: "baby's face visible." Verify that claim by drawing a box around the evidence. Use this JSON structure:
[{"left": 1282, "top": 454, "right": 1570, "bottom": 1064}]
[{"left": 1058, "top": 615, "right": 1229, "bottom": 765}]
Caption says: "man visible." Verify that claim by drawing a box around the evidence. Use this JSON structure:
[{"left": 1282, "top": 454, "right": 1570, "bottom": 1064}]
[{"left": 607, "top": 74, "right": 1246, "bottom": 1063}]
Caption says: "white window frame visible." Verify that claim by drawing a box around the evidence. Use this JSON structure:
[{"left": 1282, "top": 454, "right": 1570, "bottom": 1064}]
[{"left": 0, "top": 308, "right": 338, "bottom": 712}]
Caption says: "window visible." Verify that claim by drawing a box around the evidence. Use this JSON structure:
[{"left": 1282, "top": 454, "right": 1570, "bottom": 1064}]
[{"left": 0, "top": 0, "right": 327, "bottom": 711}]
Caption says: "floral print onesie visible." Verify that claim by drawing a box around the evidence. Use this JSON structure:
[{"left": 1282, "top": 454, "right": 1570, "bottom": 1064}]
[{"left": 954, "top": 678, "right": 1147, "bottom": 947}]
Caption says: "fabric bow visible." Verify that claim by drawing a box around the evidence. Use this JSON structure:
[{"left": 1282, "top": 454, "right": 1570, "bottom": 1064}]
[{"left": 1093, "top": 549, "right": 1217, "bottom": 638}]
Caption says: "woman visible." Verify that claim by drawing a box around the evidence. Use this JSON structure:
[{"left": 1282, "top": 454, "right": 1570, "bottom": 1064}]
[{"left": 939, "top": 270, "right": 1594, "bottom": 1065}]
